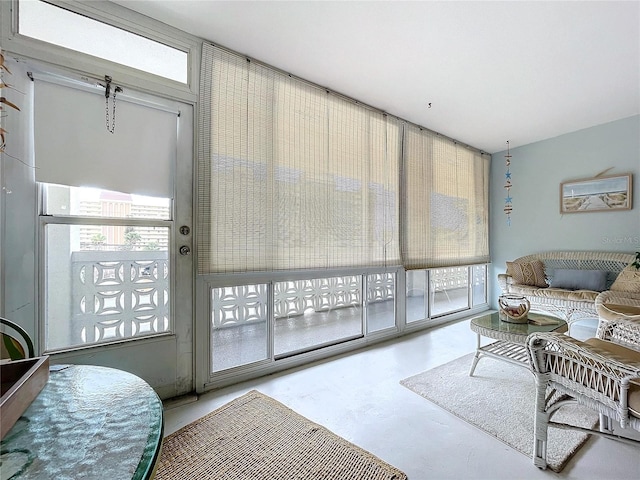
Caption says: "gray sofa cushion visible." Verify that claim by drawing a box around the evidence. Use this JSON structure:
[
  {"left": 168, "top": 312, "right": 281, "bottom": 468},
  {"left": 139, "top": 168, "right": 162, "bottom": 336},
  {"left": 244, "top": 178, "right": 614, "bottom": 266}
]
[{"left": 550, "top": 269, "right": 607, "bottom": 291}]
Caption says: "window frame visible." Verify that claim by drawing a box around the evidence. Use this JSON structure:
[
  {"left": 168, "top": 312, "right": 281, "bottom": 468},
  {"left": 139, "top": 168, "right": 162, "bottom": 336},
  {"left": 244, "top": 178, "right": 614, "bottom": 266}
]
[
  {"left": 38, "top": 184, "right": 176, "bottom": 354},
  {"left": 196, "top": 263, "right": 487, "bottom": 391},
  {"left": 1, "top": 0, "right": 201, "bottom": 102},
  {"left": 404, "top": 264, "right": 488, "bottom": 327},
  {"left": 198, "top": 266, "right": 401, "bottom": 388}
]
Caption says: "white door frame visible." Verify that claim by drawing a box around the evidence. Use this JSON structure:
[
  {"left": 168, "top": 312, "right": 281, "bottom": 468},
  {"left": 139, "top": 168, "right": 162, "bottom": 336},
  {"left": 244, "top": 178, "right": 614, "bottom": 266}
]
[
  {"left": 1, "top": 59, "right": 195, "bottom": 399},
  {"left": 45, "top": 98, "right": 195, "bottom": 400}
]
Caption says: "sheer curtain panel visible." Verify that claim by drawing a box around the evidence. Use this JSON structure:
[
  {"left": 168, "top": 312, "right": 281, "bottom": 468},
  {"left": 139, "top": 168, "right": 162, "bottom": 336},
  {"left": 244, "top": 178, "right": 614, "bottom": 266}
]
[{"left": 197, "top": 44, "right": 400, "bottom": 274}]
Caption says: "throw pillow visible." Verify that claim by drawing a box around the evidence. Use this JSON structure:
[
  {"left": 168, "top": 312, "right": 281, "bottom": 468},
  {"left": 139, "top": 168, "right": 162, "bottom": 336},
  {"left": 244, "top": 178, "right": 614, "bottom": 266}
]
[
  {"left": 549, "top": 268, "right": 607, "bottom": 291},
  {"left": 506, "top": 260, "right": 548, "bottom": 287},
  {"left": 611, "top": 263, "right": 640, "bottom": 293}
]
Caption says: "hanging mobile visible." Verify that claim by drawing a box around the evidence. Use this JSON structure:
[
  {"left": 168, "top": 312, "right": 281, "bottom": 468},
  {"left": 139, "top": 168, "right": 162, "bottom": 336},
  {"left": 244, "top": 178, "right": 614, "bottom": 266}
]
[{"left": 504, "top": 141, "right": 513, "bottom": 226}]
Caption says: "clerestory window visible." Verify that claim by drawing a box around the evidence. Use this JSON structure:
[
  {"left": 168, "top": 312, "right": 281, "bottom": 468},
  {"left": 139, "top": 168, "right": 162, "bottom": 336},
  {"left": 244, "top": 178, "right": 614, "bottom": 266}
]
[{"left": 17, "top": 0, "right": 188, "bottom": 84}]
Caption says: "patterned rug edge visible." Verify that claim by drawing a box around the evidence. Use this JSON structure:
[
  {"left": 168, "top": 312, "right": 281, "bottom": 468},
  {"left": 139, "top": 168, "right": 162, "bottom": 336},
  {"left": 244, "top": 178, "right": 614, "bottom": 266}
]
[{"left": 157, "top": 390, "right": 408, "bottom": 480}]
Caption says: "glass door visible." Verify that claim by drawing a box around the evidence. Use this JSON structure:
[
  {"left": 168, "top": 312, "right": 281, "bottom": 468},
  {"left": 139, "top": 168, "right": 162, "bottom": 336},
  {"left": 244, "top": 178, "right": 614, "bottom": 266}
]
[{"left": 36, "top": 86, "right": 194, "bottom": 399}]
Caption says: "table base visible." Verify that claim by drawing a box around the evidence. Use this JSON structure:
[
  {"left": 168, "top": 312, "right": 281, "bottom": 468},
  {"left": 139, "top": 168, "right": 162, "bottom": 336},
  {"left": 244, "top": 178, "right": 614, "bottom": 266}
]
[{"left": 469, "top": 338, "right": 529, "bottom": 376}]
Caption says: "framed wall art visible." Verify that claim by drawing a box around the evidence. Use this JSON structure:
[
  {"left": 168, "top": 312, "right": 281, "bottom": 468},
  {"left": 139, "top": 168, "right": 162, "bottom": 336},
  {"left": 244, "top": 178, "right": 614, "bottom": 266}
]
[{"left": 560, "top": 174, "right": 632, "bottom": 213}]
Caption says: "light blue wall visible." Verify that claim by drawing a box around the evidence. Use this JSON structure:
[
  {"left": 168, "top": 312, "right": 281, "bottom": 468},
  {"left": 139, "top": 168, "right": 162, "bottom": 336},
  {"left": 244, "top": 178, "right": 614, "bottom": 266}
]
[{"left": 489, "top": 115, "right": 640, "bottom": 309}]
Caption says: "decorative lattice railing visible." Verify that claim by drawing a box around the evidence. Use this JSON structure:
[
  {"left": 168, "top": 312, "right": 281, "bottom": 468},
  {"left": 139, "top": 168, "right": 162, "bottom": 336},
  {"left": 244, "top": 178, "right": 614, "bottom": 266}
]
[{"left": 71, "top": 251, "right": 169, "bottom": 345}]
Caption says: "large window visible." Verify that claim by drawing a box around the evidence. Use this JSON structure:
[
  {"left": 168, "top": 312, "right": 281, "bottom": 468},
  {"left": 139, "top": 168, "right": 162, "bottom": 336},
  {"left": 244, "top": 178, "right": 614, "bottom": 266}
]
[
  {"left": 43, "top": 184, "right": 172, "bottom": 351},
  {"left": 207, "top": 265, "right": 487, "bottom": 374},
  {"left": 406, "top": 265, "right": 487, "bottom": 323},
  {"left": 209, "top": 271, "right": 398, "bottom": 373},
  {"left": 197, "top": 43, "right": 489, "bottom": 384},
  {"left": 210, "top": 283, "right": 269, "bottom": 372},
  {"left": 274, "top": 275, "right": 364, "bottom": 357}
]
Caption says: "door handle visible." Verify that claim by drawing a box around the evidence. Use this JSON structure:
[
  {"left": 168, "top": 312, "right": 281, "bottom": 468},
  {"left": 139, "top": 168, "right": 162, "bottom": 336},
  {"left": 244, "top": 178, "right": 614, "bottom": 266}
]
[{"left": 179, "top": 245, "right": 191, "bottom": 256}]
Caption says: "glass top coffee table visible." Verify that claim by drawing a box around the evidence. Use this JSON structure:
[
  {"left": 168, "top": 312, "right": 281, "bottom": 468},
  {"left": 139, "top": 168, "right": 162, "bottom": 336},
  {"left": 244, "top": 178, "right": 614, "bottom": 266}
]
[{"left": 469, "top": 311, "right": 567, "bottom": 376}]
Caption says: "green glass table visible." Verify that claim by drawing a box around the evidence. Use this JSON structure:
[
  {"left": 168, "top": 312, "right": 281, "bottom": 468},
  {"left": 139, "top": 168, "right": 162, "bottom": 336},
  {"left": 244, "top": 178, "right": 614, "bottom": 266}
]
[
  {"left": 0, "top": 364, "right": 163, "bottom": 479},
  {"left": 469, "top": 311, "right": 568, "bottom": 376}
]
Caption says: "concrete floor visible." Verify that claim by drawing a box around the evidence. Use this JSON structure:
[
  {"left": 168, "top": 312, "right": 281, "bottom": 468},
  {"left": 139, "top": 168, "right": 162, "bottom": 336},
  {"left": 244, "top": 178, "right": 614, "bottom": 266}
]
[{"left": 164, "top": 317, "right": 640, "bottom": 480}]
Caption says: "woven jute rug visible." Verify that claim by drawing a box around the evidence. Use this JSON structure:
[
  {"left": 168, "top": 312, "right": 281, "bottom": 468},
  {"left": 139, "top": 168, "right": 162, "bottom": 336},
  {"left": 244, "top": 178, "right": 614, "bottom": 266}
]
[
  {"left": 401, "top": 353, "right": 599, "bottom": 473},
  {"left": 155, "top": 390, "right": 407, "bottom": 480}
]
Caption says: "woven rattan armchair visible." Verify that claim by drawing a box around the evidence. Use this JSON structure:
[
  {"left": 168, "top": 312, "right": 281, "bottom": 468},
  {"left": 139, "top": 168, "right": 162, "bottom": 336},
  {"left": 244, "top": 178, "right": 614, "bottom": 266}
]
[
  {"left": 595, "top": 290, "right": 640, "bottom": 338},
  {"left": 526, "top": 314, "right": 640, "bottom": 469}
]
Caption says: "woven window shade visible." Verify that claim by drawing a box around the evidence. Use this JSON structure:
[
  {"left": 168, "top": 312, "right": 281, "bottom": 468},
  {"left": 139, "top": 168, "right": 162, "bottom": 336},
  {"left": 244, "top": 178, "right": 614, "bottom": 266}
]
[
  {"left": 402, "top": 124, "right": 490, "bottom": 269},
  {"left": 197, "top": 44, "right": 400, "bottom": 274}
]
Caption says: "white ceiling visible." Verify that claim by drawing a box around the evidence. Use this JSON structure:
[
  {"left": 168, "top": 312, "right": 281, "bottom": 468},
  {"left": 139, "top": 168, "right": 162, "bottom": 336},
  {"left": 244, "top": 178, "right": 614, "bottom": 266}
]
[{"left": 114, "top": 1, "right": 640, "bottom": 154}]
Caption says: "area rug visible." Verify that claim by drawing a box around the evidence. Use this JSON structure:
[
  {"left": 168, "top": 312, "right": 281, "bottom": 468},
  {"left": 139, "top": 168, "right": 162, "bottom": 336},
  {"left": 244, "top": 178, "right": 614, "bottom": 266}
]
[
  {"left": 400, "top": 353, "right": 598, "bottom": 473},
  {"left": 155, "top": 390, "right": 407, "bottom": 480}
]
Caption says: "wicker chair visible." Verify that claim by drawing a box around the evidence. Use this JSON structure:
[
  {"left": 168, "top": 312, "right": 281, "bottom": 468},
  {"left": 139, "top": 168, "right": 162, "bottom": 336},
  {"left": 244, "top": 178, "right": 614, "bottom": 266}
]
[
  {"left": 526, "top": 312, "right": 640, "bottom": 469},
  {"left": 595, "top": 290, "right": 640, "bottom": 337}
]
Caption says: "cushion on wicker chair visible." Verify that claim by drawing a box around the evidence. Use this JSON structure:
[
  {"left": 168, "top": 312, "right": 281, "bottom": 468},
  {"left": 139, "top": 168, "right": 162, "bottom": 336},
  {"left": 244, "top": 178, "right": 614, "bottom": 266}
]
[
  {"left": 602, "top": 303, "right": 640, "bottom": 316},
  {"left": 584, "top": 337, "right": 640, "bottom": 417},
  {"left": 506, "top": 260, "right": 548, "bottom": 287},
  {"left": 611, "top": 264, "right": 640, "bottom": 293},
  {"left": 584, "top": 338, "right": 640, "bottom": 361},
  {"left": 509, "top": 285, "right": 598, "bottom": 301}
]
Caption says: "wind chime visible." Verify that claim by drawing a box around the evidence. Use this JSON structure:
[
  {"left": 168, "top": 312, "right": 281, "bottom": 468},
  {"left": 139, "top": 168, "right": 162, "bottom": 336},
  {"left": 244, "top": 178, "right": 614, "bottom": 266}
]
[{"left": 504, "top": 141, "right": 513, "bottom": 225}]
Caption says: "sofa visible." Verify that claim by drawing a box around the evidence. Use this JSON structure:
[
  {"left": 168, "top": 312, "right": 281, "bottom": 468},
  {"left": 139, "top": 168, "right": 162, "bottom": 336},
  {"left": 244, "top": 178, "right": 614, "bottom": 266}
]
[{"left": 498, "top": 251, "right": 640, "bottom": 325}]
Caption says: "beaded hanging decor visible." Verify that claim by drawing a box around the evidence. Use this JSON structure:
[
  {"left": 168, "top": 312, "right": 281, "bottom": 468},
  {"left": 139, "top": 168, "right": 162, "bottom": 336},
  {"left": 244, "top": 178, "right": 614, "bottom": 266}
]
[{"left": 504, "top": 141, "right": 512, "bottom": 225}]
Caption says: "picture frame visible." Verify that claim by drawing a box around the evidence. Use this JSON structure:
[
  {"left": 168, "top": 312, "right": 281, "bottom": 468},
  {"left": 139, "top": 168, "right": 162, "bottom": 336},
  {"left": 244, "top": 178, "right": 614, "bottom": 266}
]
[{"left": 560, "top": 174, "right": 632, "bottom": 213}]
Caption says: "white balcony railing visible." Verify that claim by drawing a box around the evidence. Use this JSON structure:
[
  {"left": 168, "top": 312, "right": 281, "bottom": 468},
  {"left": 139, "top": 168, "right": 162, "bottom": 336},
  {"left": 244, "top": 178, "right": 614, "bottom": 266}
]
[{"left": 70, "top": 251, "right": 169, "bottom": 345}]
